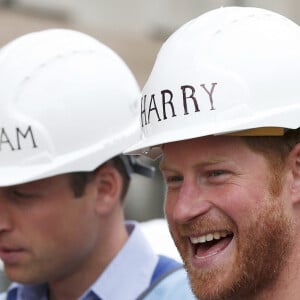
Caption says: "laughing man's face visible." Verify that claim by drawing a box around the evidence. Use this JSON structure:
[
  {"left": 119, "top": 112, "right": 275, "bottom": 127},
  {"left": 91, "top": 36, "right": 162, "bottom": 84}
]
[{"left": 161, "top": 135, "right": 294, "bottom": 300}]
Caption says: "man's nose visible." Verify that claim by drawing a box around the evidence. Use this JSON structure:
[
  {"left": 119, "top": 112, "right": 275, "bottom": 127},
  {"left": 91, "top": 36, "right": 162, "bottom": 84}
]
[
  {"left": 0, "top": 193, "right": 12, "bottom": 233},
  {"left": 171, "top": 181, "right": 212, "bottom": 224}
]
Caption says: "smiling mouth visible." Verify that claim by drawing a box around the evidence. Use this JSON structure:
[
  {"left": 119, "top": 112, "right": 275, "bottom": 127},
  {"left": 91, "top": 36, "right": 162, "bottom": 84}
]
[{"left": 190, "top": 231, "right": 233, "bottom": 259}]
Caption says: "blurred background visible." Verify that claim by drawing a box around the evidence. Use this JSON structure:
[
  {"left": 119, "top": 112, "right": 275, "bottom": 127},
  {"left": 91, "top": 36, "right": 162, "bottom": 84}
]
[{"left": 1, "top": 0, "right": 300, "bottom": 291}]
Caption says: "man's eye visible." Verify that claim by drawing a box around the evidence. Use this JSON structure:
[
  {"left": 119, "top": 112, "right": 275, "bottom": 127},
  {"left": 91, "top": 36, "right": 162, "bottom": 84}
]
[
  {"left": 13, "top": 190, "right": 36, "bottom": 199},
  {"left": 208, "top": 170, "right": 225, "bottom": 177},
  {"left": 166, "top": 175, "right": 183, "bottom": 183},
  {"left": 205, "top": 169, "right": 232, "bottom": 184},
  {"left": 164, "top": 175, "right": 184, "bottom": 190}
]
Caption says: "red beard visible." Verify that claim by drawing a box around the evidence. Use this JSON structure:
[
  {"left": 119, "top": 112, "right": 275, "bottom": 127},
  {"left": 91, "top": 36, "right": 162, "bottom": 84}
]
[{"left": 170, "top": 198, "right": 294, "bottom": 300}]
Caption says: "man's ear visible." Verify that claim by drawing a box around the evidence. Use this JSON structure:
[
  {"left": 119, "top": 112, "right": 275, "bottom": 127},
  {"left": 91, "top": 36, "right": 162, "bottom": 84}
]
[
  {"left": 289, "top": 143, "right": 300, "bottom": 205},
  {"left": 92, "top": 163, "right": 123, "bottom": 215}
]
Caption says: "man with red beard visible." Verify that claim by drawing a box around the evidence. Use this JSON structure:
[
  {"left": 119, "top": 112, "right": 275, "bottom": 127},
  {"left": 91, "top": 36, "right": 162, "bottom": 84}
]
[{"left": 127, "top": 6, "right": 300, "bottom": 300}]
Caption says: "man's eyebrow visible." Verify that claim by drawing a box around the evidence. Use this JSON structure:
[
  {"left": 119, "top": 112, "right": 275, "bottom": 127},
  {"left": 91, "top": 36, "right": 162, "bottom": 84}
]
[
  {"left": 159, "top": 158, "right": 180, "bottom": 172},
  {"left": 160, "top": 157, "right": 229, "bottom": 171},
  {"left": 159, "top": 160, "right": 172, "bottom": 171}
]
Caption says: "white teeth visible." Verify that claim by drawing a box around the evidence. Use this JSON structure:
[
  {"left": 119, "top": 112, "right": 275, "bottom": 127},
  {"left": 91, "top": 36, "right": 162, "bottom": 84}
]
[
  {"left": 213, "top": 232, "right": 221, "bottom": 240},
  {"left": 190, "top": 231, "right": 230, "bottom": 244},
  {"left": 206, "top": 234, "right": 214, "bottom": 241},
  {"left": 198, "top": 236, "right": 206, "bottom": 243}
]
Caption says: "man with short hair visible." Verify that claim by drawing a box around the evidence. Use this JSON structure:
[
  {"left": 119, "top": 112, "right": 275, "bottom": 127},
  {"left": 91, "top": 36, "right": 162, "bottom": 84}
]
[
  {"left": 0, "top": 29, "right": 194, "bottom": 300},
  {"left": 128, "top": 6, "right": 300, "bottom": 300}
]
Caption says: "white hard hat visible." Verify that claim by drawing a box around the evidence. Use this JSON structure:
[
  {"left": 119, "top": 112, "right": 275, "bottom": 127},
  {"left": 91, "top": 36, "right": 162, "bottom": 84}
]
[
  {"left": 127, "top": 7, "right": 300, "bottom": 158},
  {"left": 0, "top": 29, "right": 141, "bottom": 186}
]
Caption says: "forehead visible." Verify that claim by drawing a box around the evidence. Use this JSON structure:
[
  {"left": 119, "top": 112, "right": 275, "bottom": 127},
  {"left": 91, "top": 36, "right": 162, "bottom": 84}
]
[
  {"left": 160, "top": 135, "right": 255, "bottom": 168},
  {"left": 5, "top": 174, "right": 71, "bottom": 191}
]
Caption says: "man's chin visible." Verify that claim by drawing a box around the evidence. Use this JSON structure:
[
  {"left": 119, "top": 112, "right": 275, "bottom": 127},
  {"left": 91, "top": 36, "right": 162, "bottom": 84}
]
[{"left": 186, "top": 263, "right": 238, "bottom": 300}]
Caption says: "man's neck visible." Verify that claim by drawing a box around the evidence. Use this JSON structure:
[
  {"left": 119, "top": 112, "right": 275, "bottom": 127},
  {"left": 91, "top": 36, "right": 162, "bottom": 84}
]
[{"left": 48, "top": 220, "right": 129, "bottom": 300}]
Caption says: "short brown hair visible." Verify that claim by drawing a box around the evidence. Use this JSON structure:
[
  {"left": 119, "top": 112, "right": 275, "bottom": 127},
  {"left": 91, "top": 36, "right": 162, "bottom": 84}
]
[
  {"left": 241, "top": 128, "right": 300, "bottom": 196},
  {"left": 69, "top": 156, "right": 130, "bottom": 201},
  {"left": 242, "top": 128, "right": 300, "bottom": 164}
]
